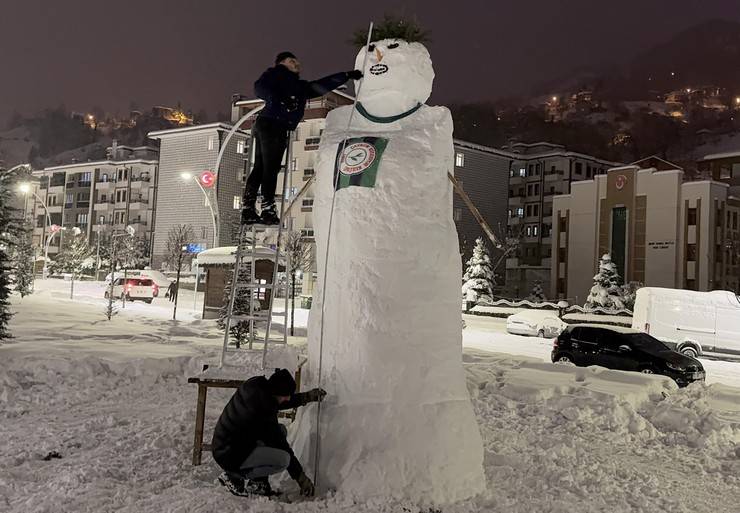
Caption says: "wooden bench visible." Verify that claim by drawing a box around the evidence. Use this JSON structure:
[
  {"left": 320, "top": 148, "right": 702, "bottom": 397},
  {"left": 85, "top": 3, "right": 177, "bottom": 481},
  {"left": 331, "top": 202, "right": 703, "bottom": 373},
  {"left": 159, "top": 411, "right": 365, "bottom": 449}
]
[{"left": 187, "top": 363, "right": 304, "bottom": 466}]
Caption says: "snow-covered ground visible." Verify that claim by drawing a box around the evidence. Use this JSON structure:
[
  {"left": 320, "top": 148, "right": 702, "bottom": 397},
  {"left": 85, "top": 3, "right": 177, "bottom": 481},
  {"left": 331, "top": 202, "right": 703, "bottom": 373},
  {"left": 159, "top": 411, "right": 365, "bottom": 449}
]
[{"left": 2, "top": 280, "right": 739, "bottom": 512}]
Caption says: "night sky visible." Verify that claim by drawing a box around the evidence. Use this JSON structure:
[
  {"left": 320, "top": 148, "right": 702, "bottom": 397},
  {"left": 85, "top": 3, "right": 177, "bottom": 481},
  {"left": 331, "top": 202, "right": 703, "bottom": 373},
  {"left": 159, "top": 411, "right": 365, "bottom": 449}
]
[{"left": 1, "top": 0, "right": 739, "bottom": 124}]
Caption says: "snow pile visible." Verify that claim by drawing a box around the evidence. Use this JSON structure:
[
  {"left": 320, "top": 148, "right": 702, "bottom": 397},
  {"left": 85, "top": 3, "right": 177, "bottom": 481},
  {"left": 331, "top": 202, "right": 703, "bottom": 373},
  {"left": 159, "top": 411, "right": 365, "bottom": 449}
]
[
  {"left": 199, "top": 345, "right": 302, "bottom": 380},
  {"left": 293, "top": 40, "right": 485, "bottom": 505}
]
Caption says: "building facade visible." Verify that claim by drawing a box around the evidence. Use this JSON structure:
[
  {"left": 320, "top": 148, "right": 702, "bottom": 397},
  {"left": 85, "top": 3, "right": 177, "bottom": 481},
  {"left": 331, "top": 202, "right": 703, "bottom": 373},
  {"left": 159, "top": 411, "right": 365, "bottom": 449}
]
[
  {"left": 552, "top": 165, "right": 740, "bottom": 303},
  {"left": 505, "top": 142, "right": 621, "bottom": 298},
  {"left": 451, "top": 140, "right": 513, "bottom": 259},
  {"left": 147, "top": 123, "right": 250, "bottom": 268},
  {"left": 24, "top": 144, "right": 159, "bottom": 260}
]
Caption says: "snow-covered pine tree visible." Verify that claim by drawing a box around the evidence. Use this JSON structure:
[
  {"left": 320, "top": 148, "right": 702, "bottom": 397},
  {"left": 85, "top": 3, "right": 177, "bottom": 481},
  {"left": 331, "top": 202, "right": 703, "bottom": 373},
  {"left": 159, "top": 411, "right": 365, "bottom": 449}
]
[
  {"left": 218, "top": 266, "right": 260, "bottom": 348},
  {"left": 527, "top": 281, "right": 546, "bottom": 303},
  {"left": 11, "top": 220, "right": 35, "bottom": 297},
  {"left": 0, "top": 166, "right": 24, "bottom": 340},
  {"left": 116, "top": 235, "right": 149, "bottom": 270},
  {"left": 462, "top": 237, "right": 495, "bottom": 305},
  {"left": 620, "top": 281, "right": 643, "bottom": 311},
  {"left": 56, "top": 228, "right": 92, "bottom": 277},
  {"left": 585, "top": 253, "right": 625, "bottom": 310}
]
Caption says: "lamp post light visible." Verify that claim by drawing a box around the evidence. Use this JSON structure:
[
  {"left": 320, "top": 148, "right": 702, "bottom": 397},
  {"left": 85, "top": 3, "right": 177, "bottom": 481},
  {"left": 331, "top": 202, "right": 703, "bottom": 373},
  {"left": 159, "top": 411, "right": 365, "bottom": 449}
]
[
  {"left": 18, "top": 181, "right": 54, "bottom": 279},
  {"left": 180, "top": 172, "right": 218, "bottom": 249}
]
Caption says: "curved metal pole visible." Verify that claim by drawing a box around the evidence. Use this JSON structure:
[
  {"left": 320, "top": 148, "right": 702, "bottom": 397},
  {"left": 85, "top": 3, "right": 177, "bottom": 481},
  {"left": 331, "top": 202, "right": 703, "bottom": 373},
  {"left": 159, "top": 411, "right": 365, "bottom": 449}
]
[
  {"left": 212, "top": 105, "right": 265, "bottom": 238},
  {"left": 192, "top": 176, "right": 218, "bottom": 248},
  {"left": 30, "top": 191, "right": 52, "bottom": 229}
]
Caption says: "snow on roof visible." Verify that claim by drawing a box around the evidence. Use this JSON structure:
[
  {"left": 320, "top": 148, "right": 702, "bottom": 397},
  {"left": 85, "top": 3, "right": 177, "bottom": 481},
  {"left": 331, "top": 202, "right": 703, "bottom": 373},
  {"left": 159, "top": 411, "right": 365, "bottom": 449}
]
[
  {"left": 194, "top": 245, "right": 280, "bottom": 266},
  {"left": 700, "top": 150, "right": 740, "bottom": 161},
  {"left": 453, "top": 139, "right": 518, "bottom": 158},
  {"left": 568, "top": 323, "right": 639, "bottom": 334},
  {"left": 147, "top": 123, "right": 248, "bottom": 139}
]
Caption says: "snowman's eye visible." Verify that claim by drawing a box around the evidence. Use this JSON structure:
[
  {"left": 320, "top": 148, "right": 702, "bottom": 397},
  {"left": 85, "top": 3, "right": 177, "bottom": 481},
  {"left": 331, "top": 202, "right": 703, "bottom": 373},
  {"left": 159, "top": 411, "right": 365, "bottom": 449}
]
[
  {"left": 388, "top": 43, "right": 399, "bottom": 49},
  {"left": 368, "top": 44, "right": 375, "bottom": 51}
]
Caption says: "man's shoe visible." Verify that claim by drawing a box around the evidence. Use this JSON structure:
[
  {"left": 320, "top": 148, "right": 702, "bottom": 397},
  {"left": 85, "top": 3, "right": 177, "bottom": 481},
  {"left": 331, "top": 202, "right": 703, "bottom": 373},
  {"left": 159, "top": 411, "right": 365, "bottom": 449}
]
[
  {"left": 241, "top": 206, "right": 260, "bottom": 225},
  {"left": 245, "top": 476, "right": 278, "bottom": 497},
  {"left": 218, "top": 472, "right": 248, "bottom": 497},
  {"left": 259, "top": 204, "right": 280, "bottom": 226}
]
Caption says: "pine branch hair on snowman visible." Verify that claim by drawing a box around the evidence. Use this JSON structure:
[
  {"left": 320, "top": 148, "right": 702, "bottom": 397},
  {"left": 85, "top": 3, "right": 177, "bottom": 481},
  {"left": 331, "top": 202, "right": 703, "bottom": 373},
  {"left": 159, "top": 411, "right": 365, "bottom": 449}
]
[{"left": 350, "top": 13, "right": 430, "bottom": 47}]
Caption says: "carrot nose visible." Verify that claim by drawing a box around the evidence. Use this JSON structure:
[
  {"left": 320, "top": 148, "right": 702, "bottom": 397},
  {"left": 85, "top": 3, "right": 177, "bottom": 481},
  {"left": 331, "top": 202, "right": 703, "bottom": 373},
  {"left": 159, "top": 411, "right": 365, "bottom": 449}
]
[{"left": 375, "top": 47, "right": 383, "bottom": 62}]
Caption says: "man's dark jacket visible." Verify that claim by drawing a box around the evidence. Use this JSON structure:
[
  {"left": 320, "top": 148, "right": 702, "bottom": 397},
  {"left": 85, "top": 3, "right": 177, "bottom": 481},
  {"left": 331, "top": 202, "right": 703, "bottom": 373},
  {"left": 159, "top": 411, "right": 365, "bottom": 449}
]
[
  {"left": 255, "top": 65, "right": 350, "bottom": 130},
  {"left": 212, "top": 375, "right": 309, "bottom": 479}
]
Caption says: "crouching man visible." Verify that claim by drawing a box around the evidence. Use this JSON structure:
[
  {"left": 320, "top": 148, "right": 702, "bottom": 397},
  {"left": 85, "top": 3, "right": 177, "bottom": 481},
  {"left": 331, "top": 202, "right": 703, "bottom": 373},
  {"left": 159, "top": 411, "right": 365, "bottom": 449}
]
[{"left": 212, "top": 368, "right": 326, "bottom": 497}]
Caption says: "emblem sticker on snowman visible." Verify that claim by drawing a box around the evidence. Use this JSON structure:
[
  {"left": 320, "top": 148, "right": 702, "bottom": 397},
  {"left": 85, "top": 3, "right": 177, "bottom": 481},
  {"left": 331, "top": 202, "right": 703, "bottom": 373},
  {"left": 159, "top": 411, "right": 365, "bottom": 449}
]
[{"left": 334, "top": 136, "right": 388, "bottom": 190}]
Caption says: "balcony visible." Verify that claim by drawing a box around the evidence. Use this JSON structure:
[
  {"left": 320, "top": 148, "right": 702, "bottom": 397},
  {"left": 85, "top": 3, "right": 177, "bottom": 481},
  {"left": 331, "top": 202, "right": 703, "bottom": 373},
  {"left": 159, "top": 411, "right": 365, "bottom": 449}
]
[
  {"left": 129, "top": 199, "right": 149, "bottom": 209},
  {"left": 509, "top": 175, "right": 525, "bottom": 185},
  {"left": 545, "top": 172, "right": 564, "bottom": 182},
  {"left": 130, "top": 219, "right": 148, "bottom": 226},
  {"left": 94, "top": 202, "right": 111, "bottom": 211},
  {"left": 76, "top": 201, "right": 90, "bottom": 209},
  {"left": 508, "top": 216, "right": 523, "bottom": 225},
  {"left": 508, "top": 195, "right": 524, "bottom": 206}
]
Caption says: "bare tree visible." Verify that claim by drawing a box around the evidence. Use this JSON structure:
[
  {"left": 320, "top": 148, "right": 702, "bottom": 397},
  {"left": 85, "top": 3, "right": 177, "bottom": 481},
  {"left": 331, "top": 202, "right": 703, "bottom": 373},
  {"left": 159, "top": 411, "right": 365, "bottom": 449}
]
[
  {"left": 282, "top": 231, "right": 315, "bottom": 335},
  {"left": 165, "top": 225, "right": 194, "bottom": 271}
]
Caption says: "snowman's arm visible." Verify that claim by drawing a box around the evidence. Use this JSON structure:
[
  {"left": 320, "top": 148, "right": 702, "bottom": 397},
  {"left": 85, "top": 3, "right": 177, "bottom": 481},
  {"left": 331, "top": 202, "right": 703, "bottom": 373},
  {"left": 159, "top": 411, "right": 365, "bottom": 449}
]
[{"left": 303, "top": 71, "right": 351, "bottom": 99}]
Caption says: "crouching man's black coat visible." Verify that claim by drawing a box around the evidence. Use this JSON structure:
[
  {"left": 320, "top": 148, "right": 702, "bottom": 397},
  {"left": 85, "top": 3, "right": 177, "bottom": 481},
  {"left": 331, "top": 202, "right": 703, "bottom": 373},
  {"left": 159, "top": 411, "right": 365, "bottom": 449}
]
[{"left": 211, "top": 375, "right": 309, "bottom": 479}]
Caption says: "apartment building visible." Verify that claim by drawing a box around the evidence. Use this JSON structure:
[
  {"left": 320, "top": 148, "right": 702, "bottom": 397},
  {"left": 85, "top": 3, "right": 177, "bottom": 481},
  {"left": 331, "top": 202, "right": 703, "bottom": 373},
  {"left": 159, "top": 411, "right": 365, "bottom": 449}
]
[
  {"left": 24, "top": 143, "right": 159, "bottom": 259},
  {"left": 552, "top": 165, "right": 740, "bottom": 303},
  {"left": 451, "top": 140, "right": 514, "bottom": 258},
  {"left": 505, "top": 142, "right": 621, "bottom": 298},
  {"left": 147, "top": 123, "right": 249, "bottom": 268}
]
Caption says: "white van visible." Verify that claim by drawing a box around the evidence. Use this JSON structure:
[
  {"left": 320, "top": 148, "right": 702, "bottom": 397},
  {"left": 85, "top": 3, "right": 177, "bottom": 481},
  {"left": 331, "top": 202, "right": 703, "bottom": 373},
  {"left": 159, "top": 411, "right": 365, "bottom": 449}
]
[{"left": 632, "top": 287, "right": 740, "bottom": 359}]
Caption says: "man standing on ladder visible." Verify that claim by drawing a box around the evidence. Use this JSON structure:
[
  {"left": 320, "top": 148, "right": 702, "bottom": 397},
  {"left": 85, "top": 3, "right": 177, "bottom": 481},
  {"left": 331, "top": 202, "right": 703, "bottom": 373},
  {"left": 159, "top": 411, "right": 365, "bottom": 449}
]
[{"left": 241, "top": 51, "right": 363, "bottom": 225}]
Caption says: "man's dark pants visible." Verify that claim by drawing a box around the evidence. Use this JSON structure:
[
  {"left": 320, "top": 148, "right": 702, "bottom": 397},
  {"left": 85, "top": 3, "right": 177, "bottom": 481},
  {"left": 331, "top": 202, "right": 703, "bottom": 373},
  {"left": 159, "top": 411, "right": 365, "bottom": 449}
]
[{"left": 243, "top": 116, "right": 289, "bottom": 210}]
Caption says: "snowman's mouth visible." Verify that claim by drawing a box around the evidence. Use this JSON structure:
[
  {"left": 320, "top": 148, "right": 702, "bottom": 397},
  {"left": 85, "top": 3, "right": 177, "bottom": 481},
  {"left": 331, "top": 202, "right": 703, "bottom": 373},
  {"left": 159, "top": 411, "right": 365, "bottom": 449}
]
[{"left": 369, "top": 64, "right": 388, "bottom": 75}]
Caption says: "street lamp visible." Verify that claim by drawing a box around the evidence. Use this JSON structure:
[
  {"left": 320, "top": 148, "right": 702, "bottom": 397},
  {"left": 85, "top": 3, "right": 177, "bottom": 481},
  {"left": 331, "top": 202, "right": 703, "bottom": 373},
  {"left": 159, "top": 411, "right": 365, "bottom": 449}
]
[
  {"left": 180, "top": 172, "right": 218, "bottom": 248},
  {"left": 18, "top": 181, "right": 54, "bottom": 279}
]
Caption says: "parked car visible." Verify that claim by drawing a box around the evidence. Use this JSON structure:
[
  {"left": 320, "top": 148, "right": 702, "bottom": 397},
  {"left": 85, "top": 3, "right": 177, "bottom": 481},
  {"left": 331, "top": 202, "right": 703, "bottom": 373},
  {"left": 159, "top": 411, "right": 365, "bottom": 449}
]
[
  {"left": 506, "top": 310, "right": 566, "bottom": 338},
  {"left": 551, "top": 324, "right": 705, "bottom": 387},
  {"left": 632, "top": 287, "right": 740, "bottom": 359},
  {"left": 104, "top": 278, "right": 157, "bottom": 303},
  {"left": 105, "top": 269, "right": 171, "bottom": 295}
]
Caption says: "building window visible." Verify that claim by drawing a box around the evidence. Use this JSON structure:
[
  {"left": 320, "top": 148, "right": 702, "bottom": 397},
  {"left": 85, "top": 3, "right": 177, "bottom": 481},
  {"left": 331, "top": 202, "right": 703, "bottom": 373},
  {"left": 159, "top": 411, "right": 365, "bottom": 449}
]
[
  {"left": 304, "top": 168, "right": 315, "bottom": 177},
  {"left": 237, "top": 140, "right": 245, "bottom": 154},
  {"left": 65, "top": 192, "right": 73, "bottom": 206},
  {"left": 526, "top": 226, "right": 532, "bottom": 237},
  {"left": 516, "top": 207, "right": 524, "bottom": 218},
  {"left": 687, "top": 208, "right": 697, "bottom": 226},
  {"left": 687, "top": 243, "right": 697, "bottom": 261},
  {"left": 302, "top": 198, "right": 314, "bottom": 207},
  {"left": 99, "top": 215, "right": 105, "bottom": 225},
  {"left": 575, "top": 162, "right": 583, "bottom": 175},
  {"left": 527, "top": 164, "right": 533, "bottom": 176},
  {"left": 76, "top": 213, "right": 88, "bottom": 225},
  {"left": 534, "top": 184, "right": 539, "bottom": 195},
  {"left": 535, "top": 163, "right": 541, "bottom": 176},
  {"left": 519, "top": 168, "right": 526, "bottom": 177},
  {"left": 558, "top": 247, "right": 567, "bottom": 261},
  {"left": 115, "top": 190, "right": 127, "bottom": 203},
  {"left": 526, "top": 205, "right": 532, "bottom": 217},
  {"left": 527, "top": 185, "right": 533, "bottom": 196},
  {"left": 559, "top": 216, "right": 567, "bottom": 232},
  {"left": 734, "top": 212, "right": 738, "bottom": 230},
  {"left": 233, "top": 196, "right": 241, "bottom": 210},
  {"left": 455, "top": 152, "right": 465, "bottom": 167},
  {"left": 80, "top": 172, "right": 92, "bottom": 184},
  {"left": 208, "top": 136, "right": 216, "bottom": 151},
  {"left": 720, "top": 166, "right": 731, "bottom": 179},
  {"left": 453, "top": 208, "right": 462, "bottom": 221},
  {"left": 533, "top": 224, "right": 539, "bottom": 237},
  {"left": 533, "top": 204, "right": 539, "bottom": 216}
]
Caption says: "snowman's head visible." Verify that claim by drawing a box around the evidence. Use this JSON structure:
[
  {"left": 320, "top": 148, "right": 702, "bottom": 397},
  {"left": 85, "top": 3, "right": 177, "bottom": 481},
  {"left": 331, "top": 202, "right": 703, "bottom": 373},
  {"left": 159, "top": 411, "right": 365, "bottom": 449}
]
[{"left": 354, "top": 39, "right": 434, "bottom": 116}]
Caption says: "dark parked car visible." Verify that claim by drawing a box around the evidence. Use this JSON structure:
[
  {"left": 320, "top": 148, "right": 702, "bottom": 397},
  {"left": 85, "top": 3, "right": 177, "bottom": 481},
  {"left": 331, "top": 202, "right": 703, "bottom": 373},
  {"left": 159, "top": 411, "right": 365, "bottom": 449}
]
[{"left": 551, "top": 324, "right": 705, "bottom": 387}]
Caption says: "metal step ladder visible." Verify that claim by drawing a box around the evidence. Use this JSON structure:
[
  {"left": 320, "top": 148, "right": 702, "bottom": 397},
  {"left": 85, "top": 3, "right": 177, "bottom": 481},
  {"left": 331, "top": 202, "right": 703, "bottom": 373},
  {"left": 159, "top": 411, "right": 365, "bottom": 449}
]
[{"left": 219, "top": 131, "right": 294, "bottom": 368}]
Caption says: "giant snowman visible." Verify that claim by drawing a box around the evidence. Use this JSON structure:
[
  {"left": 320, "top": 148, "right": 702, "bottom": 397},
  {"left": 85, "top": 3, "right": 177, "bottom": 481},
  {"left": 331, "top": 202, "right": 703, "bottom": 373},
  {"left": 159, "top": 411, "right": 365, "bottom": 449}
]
[{"left": 290, "top": 39, "right": 486, "bottom": 504}]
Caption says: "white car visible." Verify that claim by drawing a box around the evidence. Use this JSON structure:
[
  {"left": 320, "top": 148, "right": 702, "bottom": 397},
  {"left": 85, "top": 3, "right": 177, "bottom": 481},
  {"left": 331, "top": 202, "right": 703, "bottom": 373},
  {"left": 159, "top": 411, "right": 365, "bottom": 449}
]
[
  {"left": 104, "top": 277, "right": 156, "bottom": 303},
  {"left": 506, "top": 310, "right": 566, "bottom": 338}
]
